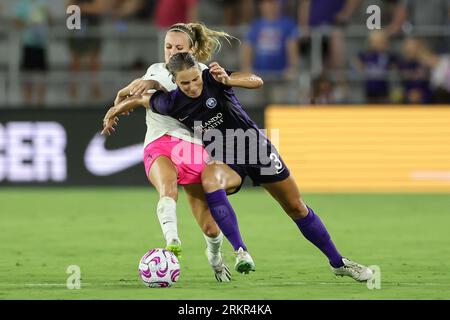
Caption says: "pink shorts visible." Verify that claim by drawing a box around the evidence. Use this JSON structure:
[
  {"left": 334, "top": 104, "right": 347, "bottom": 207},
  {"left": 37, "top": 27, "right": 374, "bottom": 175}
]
[{"left": 144, "top": 135, "right": 208, "bottom": 185}]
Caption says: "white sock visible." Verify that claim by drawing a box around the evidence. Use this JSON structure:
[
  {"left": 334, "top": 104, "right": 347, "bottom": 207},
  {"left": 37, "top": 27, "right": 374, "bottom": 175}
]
[
  {"left": 203, "top": 231, "right": 223, "bottom": 255},
  {"left": 156, "top": 196, "right": 180, "bottom": 246}
]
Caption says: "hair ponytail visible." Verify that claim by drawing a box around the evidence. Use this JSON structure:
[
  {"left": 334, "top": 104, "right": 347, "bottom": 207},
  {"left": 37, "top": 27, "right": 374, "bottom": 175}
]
[{"left": 168, "top": 23, "right": 238, "bottom": 62}]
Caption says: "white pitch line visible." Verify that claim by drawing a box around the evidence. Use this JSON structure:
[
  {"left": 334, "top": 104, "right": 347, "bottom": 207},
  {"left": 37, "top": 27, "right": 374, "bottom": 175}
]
[
  {"left": 0, "top": 283, "right": 137, "bottom": 288},
  {"left": 0, "top": 282, "right": 449, "bottom": 288}
]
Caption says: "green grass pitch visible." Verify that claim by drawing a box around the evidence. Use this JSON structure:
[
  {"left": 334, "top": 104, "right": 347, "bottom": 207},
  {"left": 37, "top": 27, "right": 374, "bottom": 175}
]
[{"left": 1, "top": 188, "right": 450, "bottom": 299}]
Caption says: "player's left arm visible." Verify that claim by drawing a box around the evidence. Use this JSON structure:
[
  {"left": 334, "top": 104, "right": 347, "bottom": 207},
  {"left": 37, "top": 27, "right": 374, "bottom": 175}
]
[
  {"left": 209, "top": 62, "right": 263, "bottom": 89},
  {"left": 101, "top": 94, "right": 151, "bottom": 136}
]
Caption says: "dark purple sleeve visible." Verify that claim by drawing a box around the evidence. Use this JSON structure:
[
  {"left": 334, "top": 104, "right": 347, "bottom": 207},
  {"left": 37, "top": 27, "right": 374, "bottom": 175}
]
[
  {"left": 203, "top": 69, "right": 234, "bottom": 90},
  {"left": 149, "top": 90, "right": 175, "bottom": 115}
]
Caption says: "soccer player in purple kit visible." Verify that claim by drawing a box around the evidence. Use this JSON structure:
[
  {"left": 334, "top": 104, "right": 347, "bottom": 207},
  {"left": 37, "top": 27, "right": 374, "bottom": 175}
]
[{"left": 103, "top": 52, "right": 374, "bottom": 282}]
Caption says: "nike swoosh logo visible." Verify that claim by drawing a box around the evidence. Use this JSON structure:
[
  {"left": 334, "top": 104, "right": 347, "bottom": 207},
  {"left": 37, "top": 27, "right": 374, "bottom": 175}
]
[
  {"left": 84, "top": 133, "right": 142, "bottom": 176},
  {"left": 178, "top": 115, "right": 189, "bottom": 121}
]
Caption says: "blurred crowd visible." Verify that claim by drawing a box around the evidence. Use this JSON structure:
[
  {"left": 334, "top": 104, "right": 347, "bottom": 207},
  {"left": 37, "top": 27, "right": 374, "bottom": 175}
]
[{"left": 1, "top": 0, "right": 449, "bottom": 107}]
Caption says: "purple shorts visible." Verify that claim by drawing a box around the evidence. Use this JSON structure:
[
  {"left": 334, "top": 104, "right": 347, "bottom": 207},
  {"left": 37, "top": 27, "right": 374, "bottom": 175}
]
[{"left": 227, "top": 146, "right": 290, "bottom": 195}]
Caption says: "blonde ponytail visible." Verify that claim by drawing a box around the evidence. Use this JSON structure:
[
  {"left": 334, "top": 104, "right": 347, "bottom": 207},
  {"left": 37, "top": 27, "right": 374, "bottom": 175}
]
[{"left": 168, "top": 23, "right": 238, "bottom": 63}]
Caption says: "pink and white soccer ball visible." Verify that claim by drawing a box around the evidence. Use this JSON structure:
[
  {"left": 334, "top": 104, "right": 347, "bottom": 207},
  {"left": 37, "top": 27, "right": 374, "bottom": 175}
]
[{"left": 138, "top": 248, "right": 180, "bottom": 288}]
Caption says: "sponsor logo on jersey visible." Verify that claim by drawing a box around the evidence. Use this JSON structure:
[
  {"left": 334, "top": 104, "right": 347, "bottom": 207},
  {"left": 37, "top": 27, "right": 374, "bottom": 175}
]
[{"left": 193, "top": 113, "right": 223, "bottom": 133}]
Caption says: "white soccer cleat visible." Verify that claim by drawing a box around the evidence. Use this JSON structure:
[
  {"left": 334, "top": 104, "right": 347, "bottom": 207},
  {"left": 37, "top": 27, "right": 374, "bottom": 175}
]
[
  {"left": 234, "top": 247, "right": 256, "bottom": 274},
  {"left": 206, "top": 250, "right": 231, "bottom": 282},
  {"left": 332, "top": 257, "right": 374, "bottom": 282}
]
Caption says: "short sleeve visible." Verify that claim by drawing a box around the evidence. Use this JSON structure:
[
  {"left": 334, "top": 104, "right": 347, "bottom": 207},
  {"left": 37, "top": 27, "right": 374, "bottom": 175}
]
[
  {"left": 203, "top": 69, "right": 233, "bottom": 90},
  {"left": 141, "top": 64, "right": 158, "bottom": 80},
  {"left": 142, "top": 63, "right": 177, "bottom": 92},
  {"left": 150, "top": 90, "right": 176, "bottom": 115}
]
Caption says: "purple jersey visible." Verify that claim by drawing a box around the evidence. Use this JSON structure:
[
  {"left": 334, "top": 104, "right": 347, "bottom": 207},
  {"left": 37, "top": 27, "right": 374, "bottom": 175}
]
[
  {"left": 358, "top": 50, "right": 398, "bottom": 97},
  {"left": 150, "top": 69, "right": 263, "bottom": 162},
  {"left": 151, "top": 70, "right": 259, "bottom": 132},
  {"left": 309, "top": 0, "right": 345, "bottom": 27},
  {"left": 399, "top": 59, "right": 432, "bottom": 103},
  {"left": 150, "top": 69, "right": 290, "bottom": 185}
]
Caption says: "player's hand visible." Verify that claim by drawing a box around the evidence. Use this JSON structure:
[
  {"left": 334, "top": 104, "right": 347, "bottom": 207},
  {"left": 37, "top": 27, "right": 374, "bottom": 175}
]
[
  {"left": 209, "top": 62, "right": 230, "bottom": 85},
  {"left": 129, "top": 79, "right": 161, "bottom": 96},
  {"left": 101, "top": 107, "right": 119, "bottom": 136},
  {"left": 114, "top": 79, "right": 141, "bottom": 105},
  {"left": 114, "top": 88, "right": 129, "bottom": 106}
]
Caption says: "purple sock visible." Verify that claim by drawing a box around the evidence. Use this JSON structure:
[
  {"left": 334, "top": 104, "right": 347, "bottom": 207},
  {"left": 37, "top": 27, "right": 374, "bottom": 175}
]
[
  {"left": 294, "top": 206, "right": 344, "bottom": 268},
  {"left": 205, "top": 189, "right": 247, "bottom": 251}
]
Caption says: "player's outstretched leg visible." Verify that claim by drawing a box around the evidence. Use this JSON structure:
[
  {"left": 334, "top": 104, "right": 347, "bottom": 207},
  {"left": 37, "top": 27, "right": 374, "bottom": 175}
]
[
  {"left": 262, "top": 176, "right": 373, "bottom": 282},
  {"left": 184, "top": 184, "right": 231, "bottom": 282},
  {"left": 149, "top": 157, "right": 183, "bottom": 258},
  {"left": 202, "top": 163, "right": 256, "bottom": 274},
  {"left": 298, "top": 206, "right": 373, "bottom": 282},
  {"left": 204, "top": 233, "right": 231, "bottom": 282},
  {"left": 331, "top": 257, "right": 373, "bottom": 282},
  {"left": 157, "top": 196, "right": 182, "bottom": 258},
  {"left": 204, "top": 189, "right": 256, "bottom": 274}
]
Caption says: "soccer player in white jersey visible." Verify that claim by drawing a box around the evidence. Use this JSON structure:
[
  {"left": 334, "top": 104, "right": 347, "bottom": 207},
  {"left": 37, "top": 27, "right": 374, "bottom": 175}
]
[{"left": 112, "top": 23, "right": 236, "bottom": 282}]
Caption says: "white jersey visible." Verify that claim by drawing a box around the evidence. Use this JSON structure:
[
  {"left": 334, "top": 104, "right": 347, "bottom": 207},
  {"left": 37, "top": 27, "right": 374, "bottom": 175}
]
[{"left": 142, "top": 62, "right": 207, "bottom": 148}]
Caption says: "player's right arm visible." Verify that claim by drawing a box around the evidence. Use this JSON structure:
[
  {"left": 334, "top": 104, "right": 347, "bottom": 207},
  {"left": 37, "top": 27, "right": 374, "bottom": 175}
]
[
  {"left": 102, "top": 94, "right": 151, "bottom": 136},
  {"left": 114, "top": 79, "right": 163, "bottom": 105},
  {"left": 128, "top": 79, "right": 163, "bottom": 97},
  {"left": 114, "top": 64, "right": 168, "bottom": 105},
  {"left": 114, "top": 78, "right": 140, "bottom": 105}
]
